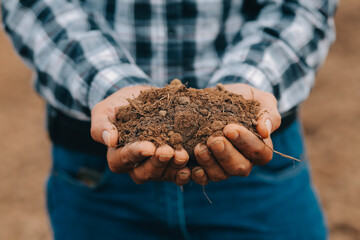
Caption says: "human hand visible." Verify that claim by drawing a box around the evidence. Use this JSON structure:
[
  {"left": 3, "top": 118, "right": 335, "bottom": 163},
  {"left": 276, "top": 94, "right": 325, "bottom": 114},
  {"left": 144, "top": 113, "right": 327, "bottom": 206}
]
[
  {"left": 191, "top": 83, "right": 281, "bottom": 185},
  {"left": 91, "top": 86, "right": 191, "bottom": 186}
]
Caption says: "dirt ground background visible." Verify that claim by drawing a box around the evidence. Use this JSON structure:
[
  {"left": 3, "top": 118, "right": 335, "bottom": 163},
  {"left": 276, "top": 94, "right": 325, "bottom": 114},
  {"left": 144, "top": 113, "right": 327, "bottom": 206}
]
[{"left": 0, "top": 2, "right": 359, "bottom": 240}]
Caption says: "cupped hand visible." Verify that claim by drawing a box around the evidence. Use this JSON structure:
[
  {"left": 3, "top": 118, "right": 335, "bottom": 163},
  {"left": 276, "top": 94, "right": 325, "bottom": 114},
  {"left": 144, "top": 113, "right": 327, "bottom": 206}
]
[
  {"left": 192, "top": 83, "right": 281, "bottom": 185},
  {"left": 90, "top": 85, "right": 191, "bottom": 186}
]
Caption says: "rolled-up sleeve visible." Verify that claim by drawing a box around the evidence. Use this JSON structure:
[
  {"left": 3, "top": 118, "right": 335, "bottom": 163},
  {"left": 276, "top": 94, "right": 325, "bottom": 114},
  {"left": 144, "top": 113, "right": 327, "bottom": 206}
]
[
  {"left": 2, "top": 0, "right": 151, "bottom": 120},
  {"left": 208, "top": 0, "right": 338, "bottom": 114}
]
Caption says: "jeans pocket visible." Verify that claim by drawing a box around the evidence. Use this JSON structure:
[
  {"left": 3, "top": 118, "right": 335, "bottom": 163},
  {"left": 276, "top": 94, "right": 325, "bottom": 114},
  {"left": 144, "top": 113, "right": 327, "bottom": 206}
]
[{"left": 51, "top": 144, "right": 110, "bottom": 192}]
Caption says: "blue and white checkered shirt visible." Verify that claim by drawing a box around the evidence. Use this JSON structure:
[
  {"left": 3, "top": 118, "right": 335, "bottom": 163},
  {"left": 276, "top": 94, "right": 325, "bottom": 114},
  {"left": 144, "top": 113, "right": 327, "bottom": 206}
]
[{"left": 2, "top": 0, "right": 337, "bottom": 120}]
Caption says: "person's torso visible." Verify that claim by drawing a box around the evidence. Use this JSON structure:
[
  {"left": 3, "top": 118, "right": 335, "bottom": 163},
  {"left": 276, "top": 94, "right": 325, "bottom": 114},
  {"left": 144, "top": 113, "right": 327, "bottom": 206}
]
[{"left": 79, "top": 0, "right": 261, "bottom": 87}]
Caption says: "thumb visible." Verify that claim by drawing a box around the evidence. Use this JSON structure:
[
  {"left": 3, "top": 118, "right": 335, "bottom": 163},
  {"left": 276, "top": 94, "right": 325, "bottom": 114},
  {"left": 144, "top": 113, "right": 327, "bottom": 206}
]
[
  {"left": 90, "top": 103, "right": 119, "bottom": 148},
  {"left": 256, "top": 109, "right": 281, "bottom": 139}
]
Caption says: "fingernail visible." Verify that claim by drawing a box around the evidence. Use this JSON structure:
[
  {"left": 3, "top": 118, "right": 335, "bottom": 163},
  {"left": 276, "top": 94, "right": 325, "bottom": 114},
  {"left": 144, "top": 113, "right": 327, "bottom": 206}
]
[
  {"left": 265, "top": 119, "right": 272, "bottom": 137},
  {"left": 174, "top": 158, "right": 187, "bottom": 165},
  {"left": 159, "top": 155, "right": 172, "bottom": 162},
  {"left": 224, "top": 130, "right": 238, "bottom": 140},
  {"left": 141, "top": 152, "right": 154, "bottom": 157},
  {"left": 198, "top": 148, "right": 211, "bottom": 161},
  {"left": 102, "top": 131, "right": 111, "bottom": 147},
  {"left": 179, "top": 172, "right": 189, "bottom": 181},
  {"left": 194, "top": 169, "right": 205, "bottom": 178},
  {"left": 210, "top": 140, "right": 224, "bottom": 152}
]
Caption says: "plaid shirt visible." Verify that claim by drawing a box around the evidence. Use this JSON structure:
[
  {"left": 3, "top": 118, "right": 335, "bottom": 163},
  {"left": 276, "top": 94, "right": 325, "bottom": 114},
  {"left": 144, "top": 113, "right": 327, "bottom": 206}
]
[{"left": 2, "top": 0, "right": 337, "bottom": 120}]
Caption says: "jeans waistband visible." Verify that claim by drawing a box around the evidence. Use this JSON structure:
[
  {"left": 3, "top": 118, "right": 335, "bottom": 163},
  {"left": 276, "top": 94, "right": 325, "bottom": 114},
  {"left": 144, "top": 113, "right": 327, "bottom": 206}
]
[{"left": 46, "top": 105, "right": 298, "bottom": 156}]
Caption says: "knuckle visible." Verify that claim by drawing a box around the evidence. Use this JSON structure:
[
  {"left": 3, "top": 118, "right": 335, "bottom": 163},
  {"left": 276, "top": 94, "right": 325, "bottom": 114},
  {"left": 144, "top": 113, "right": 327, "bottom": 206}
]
[
  {"left": 107, "top": 152, "right": 132, "bottom": 173},
  {"left": 120, "top": 156, "right": 131, "bottom": 166},
  {"left": 153, "top": 159, "right": 168, "bottom": 169},
  {"left": 134, "top": 171, "right": 152, "bottom": 183},
  {"left": 249, "top": 144, "right": 263, "bottom": 158},
  {"left": 108, "top": 160, "right": 121, "bottom": 173},
  {"left": 132, "top": 177, "right": 145, "bottom": 185},
  {"left": 261, "top": 152, "right": 273, "bottom": 165},
  {"left": 240, "top": 168, "right": 251, "bottom": 177},
  {"left": 235, "top": 163, "right": 251, "bottom": 177},
  {"left": 230, "top": 162, "right": 248, "bottom": 176},
  {"left": 107, "top": 152, "right": 120, "bottom": 173},
  {"left": 210, "top": 172, "right": 228, "bottom": 182},
  {"left": 197, "top": 155, "right": 212, "bottom": 166},
  {"left": 171, "top": 161, "right": 187, "bottom": 170},
  {"left": 108, "top": 162, "right": 117, "bottom": 173},
  {"left": 142, "top": 172, "right": 153, "bottom": 181},
  {"left": 247, "top": 149, "right": 262, "bottom": 162}
]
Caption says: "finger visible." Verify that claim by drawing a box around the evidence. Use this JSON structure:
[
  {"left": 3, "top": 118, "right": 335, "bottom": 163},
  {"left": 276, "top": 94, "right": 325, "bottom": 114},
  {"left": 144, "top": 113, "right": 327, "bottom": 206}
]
[
  {"left": 175, "top": 168, "right": 191, "bottom": 186},
  {"left": 207, "top": 136, "right": 252, "bottom": 176},
  {"left": 131, "top": 145, "right": 174, "bottom": 184},
  {"left": 194, "top": 144, "right": 229, "bottom": 182},
  {"left": 162, "top": 149, "right": 189, "bottom": 182},
  {"left": 172, "top": 148, "right": 190, "bottom": 168},
  {"left": 256, "top": 94, "right": 281, "bottom": 139},
  {"left": 223, "top": 124, "right": 273, "bottom": 165},
  {"left": 107, "top": 141, "right": 156, "bottom": 173},
  {"left": 191, "top": 167, "right": 209, "bottom": 185},
  {"left": 91, "top": 101, "right": 119, "bottom": 147}
]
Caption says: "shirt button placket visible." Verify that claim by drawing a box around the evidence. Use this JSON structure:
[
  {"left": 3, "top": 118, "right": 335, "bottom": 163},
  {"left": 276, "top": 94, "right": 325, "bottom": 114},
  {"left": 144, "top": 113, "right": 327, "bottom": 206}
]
[{"left": 166, "top": 0, "right": 182, "bottom": 82}]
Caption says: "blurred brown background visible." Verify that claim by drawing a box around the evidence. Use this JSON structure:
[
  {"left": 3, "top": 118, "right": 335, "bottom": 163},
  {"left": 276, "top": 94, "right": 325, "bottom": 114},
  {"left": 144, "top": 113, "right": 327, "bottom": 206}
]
[{"left": 0, "top": 2, "right": 359, "bottom": 240}]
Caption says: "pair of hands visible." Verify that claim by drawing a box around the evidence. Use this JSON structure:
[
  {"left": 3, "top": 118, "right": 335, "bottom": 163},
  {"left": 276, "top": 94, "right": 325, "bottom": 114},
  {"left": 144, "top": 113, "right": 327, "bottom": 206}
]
[{"left": 90, "top": 84, "right": 281, "bottom": 186}]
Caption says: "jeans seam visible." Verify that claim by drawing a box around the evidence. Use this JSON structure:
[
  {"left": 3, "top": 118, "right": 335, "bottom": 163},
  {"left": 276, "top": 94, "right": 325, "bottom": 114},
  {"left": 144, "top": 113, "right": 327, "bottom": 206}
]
[{"left": 177, "top": 187, "right": 191, "bottom": 240}]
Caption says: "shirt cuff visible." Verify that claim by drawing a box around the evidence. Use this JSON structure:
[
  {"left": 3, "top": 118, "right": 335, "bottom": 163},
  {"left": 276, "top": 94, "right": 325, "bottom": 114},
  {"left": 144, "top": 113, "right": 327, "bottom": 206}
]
[
  {"left": 207, "top": 63, "right": 274, "bottom": 94},
  {"left": 88, "top": 64, "right": 151, "bottom": 110}
]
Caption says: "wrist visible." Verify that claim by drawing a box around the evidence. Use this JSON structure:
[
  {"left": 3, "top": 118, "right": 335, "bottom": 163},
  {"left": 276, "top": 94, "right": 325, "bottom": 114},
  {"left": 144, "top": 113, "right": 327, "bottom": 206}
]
[{"left": 88, "top": 64, "right": 151, "bottom": 110}]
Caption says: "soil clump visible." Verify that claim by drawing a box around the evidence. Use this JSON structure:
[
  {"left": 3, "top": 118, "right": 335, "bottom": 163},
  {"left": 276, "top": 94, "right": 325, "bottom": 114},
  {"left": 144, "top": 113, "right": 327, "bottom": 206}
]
[{"left": 114, "top": 80, "right": 261, "bottom": 162}]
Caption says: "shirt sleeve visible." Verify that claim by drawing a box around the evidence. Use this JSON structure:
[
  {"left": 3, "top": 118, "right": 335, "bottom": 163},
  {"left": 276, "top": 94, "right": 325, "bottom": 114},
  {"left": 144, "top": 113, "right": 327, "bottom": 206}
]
[
  {"left": 207, "top": 0, "right": 338, "bottom": 114},
  {"left": 1, "top": 0, "right": 151, "bottom": 120}
]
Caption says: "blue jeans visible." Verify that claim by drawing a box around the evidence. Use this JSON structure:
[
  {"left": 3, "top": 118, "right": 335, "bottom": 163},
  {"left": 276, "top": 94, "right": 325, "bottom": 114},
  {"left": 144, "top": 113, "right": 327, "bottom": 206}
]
[{"left": 46, "top": 120, "right": 327, "bottom": 240}]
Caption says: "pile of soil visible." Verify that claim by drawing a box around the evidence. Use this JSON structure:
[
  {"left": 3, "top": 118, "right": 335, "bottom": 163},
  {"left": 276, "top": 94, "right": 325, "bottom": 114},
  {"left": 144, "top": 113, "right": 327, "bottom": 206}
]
[{"left": 114, "top": 80, "right": 261, "bottom": 161}]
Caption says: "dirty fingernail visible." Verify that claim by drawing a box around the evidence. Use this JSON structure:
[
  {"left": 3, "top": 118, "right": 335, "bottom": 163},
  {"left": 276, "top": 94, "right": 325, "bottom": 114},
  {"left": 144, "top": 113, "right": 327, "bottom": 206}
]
[
  {"left": 102, "top": 130, "right": 111, "bottom": 147},
  {"left": 194, "top": 168, "right": 205, "bottom": 178},
  {"left": 265, "top": 119, "right": 272, "bottom": 137},
  {"left": 141, "top": 151, "right": 154, "bottom": 157},
  {"left": 179, "top": 172, "right": 189, "bottom": 181},
  {"left": 210, "top": 140, "right": 224, "bottom": 152},
  {"left": 224, "top": 130, "right": 238, "bottom": 140},
  {"left": 159, "top": 155, "right": 173, "bottom": 162},
  {"left": 198, "top": 149, "right": 211, "bottom": 161},
  {"left": 175, "top": 158, "right": 187, "bottom": 165}
]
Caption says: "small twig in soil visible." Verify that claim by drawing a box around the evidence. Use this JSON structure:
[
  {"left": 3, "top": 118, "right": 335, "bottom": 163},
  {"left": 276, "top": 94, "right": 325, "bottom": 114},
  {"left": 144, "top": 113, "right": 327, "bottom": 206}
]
[
  {"left": 152, "top": 95, "right": 167, "bottom": 106},
  {"left": 166, "top": 93, "right": 170, "bottom": 107},
  {"left": 127, "top": 99, "right": 144, "bottom": 115}
]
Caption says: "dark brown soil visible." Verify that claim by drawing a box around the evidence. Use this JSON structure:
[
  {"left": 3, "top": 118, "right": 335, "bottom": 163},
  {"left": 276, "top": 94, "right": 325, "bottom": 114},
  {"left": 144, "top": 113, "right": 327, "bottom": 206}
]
[{"left": 114, "top": 79, "right": 261, "bottom": 160}]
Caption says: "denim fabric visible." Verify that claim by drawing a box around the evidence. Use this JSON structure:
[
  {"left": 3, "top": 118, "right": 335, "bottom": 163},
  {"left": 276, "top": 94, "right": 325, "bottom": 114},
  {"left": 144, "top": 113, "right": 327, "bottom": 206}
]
[{"left": 47, "top": 120, "right": 327, "bottom": 240}]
